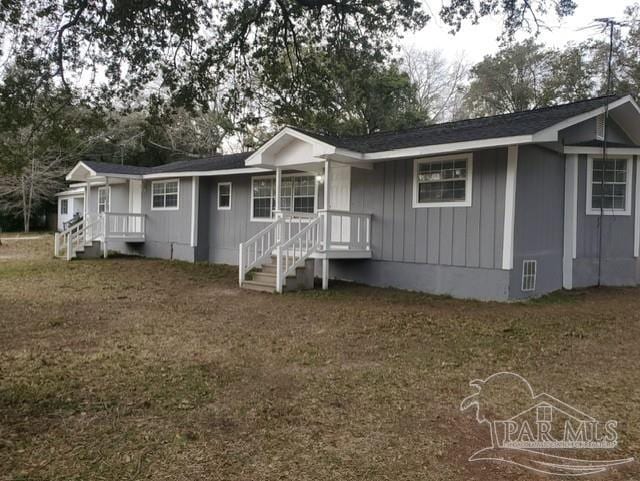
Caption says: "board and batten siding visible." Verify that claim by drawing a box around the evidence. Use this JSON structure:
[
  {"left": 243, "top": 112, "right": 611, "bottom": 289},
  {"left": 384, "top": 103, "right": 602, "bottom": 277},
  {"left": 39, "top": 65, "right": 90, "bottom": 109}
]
[
  {"left": 573, "top": 154, "right": 639, "bottom": 287},
  {"left": 349, "top": 148, "right": 507, "bottom": 269},
  {"left": 509, "top": 145, "right": 565, "bottom": 299},
  {"left": 139, "top": 177, "right": 194, "bottom": 261}
]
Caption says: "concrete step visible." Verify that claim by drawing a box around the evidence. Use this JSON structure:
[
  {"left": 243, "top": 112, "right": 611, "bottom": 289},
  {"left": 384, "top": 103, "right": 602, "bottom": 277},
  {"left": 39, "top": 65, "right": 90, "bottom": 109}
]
[
  {"left": 243, "top": 280, "right": 276, "bottom": 293},
  {"left": 252, "top": 271, "right": 277, "bottom": 284}
]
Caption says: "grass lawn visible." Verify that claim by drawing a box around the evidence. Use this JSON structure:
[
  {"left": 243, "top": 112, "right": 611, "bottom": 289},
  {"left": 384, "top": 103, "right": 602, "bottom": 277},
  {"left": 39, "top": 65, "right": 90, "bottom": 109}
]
[{"left": 1, "top": 236, "right": 639, "bottom": 480}]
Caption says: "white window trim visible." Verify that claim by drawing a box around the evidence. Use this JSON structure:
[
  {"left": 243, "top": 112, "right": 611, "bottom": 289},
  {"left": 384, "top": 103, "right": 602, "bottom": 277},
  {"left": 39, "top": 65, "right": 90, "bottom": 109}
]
[
  {"left": 412, "top": 153, "right": 473, "bottom": 208},
  {"left": 250, "top": 173, "right": 318, "bottom": 222},
  {"left": 97, "top": 186, "right": 111, "bottom": 214},
  {"left": 586, "top": 155, "right": 633, "bottom": 216},
  {"left": 217, "top": 182, "right": 232, "bottom": 210},
  {"left": 60, "top": 198, "right": 69, "bottom": 215},
  {"left": 151, "top": 179, "right": 180, "bottom": 211}
]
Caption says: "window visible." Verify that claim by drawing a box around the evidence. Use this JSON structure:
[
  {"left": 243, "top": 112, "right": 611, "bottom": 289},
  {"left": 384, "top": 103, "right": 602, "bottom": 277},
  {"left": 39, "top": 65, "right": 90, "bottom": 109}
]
[
  {"left": 218, "top": 182, "right": 232, "bottom": 210},
  {"left": 537, "top": 404, "right": 553, "bottom": 423},
  {"left": 60, "top": 199, "right": 68, "bottom": 215},
  {"left": 251, "top": 175, "right": 316, "bottom": 220},
  {"left": 98, "top": 187, "right": 110, "bottom": 214},
  {"left": 596, "top": 113, "right": 605, "bottom": 140},
  {"left": 522, "top": 260, "right": 537, "bottom": 292},
  {"left": 413, "top": 154, "right": 473, "bottom": 208},
  {"left": 152, "top": 180, "right": 179, "bottom": 210},
  {"left": 587, "top": 156, "right": 632, "bottom": 216}
]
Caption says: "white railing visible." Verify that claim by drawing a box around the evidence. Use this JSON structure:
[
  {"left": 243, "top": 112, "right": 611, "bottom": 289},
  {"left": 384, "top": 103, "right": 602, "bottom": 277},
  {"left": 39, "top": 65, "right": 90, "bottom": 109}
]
[
  {"left": 319, "top": 210, "right": 371, "bottom": 252},
  {"left": 104, "top": 213, "right": 145, "bottom": 239},
  {"left": 239, "top": 219, "right": 282, "bottom": 286},
  {"left": 275, "top": 216, "right": 322, "bottom": 293},
  {"left": 55, "top": 212, "right": 145, "bottom": 260}
]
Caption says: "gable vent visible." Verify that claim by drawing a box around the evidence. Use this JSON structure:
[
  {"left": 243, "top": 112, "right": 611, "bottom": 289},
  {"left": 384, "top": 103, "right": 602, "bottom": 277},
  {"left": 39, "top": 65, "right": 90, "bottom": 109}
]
[
  {"left": 522, "top": 260, "right": 537, "bottom": 292},
  {"left": 596, "top": 114, "right": 605, "bottom": 140}
]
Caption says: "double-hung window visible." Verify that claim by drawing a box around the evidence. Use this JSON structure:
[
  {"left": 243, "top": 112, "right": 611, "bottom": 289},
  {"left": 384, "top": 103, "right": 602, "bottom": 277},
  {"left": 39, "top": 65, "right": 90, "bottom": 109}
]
[
  {"left": 587, "top": 156, "right": 632, "bottom": 216},
  {"left": 413, "top": 153, "right": 473, "bottom": 208},
  {"left": 251, "top": 175, "right": 316, "bottom": 220},
  {"left": 152, "top": 180, "right": 179, "bottom": 210},
  {"left": 60, "top": 199, "right": 69, "bottom": 215},
  {"left": 98, "top": 187, "right": 110, "bottom": 213},
  {"left": 218, "top": 182, "right": 232, "bottom": 210}
]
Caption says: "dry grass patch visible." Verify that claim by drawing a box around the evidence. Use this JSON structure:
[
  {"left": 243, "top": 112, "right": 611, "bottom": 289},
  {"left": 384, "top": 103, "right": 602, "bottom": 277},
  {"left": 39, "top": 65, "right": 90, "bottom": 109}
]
[{"left": 0, "top": 236, "right": 639, "bottom": 480}]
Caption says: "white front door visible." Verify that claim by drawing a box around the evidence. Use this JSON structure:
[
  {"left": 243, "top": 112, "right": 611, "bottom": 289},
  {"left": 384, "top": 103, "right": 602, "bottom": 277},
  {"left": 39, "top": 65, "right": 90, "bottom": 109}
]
[
  {"left": 328, "top": 163, "right": 351, "bottom": 245},
  {"left": 129, "top": 180, "right": 142, "bottom": 213}
]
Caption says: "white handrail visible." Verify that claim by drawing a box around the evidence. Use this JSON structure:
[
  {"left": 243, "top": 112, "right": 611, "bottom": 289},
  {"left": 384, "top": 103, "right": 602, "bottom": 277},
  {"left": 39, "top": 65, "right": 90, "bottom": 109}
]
[
  {"left": 275, "top": 216, "right": 322, "bottom": 293},
  {"left": 239, "top": 218, "right": 283, "bottom": 286}
]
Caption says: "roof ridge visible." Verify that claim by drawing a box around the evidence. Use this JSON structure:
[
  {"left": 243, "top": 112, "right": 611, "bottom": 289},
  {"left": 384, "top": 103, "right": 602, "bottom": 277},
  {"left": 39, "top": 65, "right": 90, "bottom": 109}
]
[{"left": 299, "top": 94, "right": 621, "bottom": 142}]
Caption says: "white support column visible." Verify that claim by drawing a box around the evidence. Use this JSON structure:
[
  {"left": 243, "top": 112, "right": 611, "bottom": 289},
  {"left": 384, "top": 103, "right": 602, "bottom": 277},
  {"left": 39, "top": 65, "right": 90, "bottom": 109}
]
[
  {"left": 322, "top": 258, "right": 329, "bottom": 290},
  {"left": 102, "top": 213, "right": 108, "bottom": 258},
  {"left": 190, "top": 176, "right": 199, "bottom": 249},
  {"left": 275, "top": 167, "right": 282, "bottom": 212},
  {"left": 323, "top": 160, "right": 330, "bottom": 210},
  {"left": 502, "top": 145, "right": 518, "bottom": 270},
  {"left": 563, "top": 154, "right": 579, "bottom": 289}
]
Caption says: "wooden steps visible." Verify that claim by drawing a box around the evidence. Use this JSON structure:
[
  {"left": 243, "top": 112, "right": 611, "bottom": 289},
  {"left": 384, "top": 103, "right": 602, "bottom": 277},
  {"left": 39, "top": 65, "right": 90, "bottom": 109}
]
[{"left": 242, "top": 258, "right": 315, "bottom": 293}]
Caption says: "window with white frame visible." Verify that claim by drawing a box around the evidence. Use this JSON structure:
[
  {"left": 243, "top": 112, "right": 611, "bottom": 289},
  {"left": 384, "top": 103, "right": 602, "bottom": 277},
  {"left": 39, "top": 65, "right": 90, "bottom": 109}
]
[
  {"left": 587, "top": 156, "right": 632, "bottom": 215},
  {"left": 98, "top": 187, "right": 110, "bottom": 213},
  {"left": 413, "top": 154, "right": 472, "bottom": 208},
  {"left": 60, "top": 199, "right": 68, "bottom": 215},
  {"left": 152, "top": 180, "right": 179, "bottom": 210},
  {"left": 218, "top": 182, "right": 232, "bottom": 210},
  {"left": 251, "top": 175, "right": 316, "bottom": 220}
]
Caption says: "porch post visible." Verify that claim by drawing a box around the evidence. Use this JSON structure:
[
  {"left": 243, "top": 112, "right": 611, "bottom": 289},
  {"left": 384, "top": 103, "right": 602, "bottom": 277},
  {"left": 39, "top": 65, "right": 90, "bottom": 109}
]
[
  {"left": 322, "top": 258, "right": 329, "bottom": 290},
  {"left": 275, "top": 167, "right": 282, "bottom": 242},
  {"left": 323, "top": 160, "right": 330, "bottom": 210}
]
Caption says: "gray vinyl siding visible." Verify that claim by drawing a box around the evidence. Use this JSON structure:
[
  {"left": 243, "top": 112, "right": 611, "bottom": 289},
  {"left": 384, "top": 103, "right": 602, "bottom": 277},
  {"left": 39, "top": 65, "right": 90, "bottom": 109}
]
[
  {"left": 348, "top": 148, "right": 507, "bottom": 269},
  {"left": 509, "top": 145, "right": 565, "bottom": 299},
  {"left": 201, "top": 175, "right": 272, "bottom": 265},
  {"left": 560, "top": 117, "right": 633, "bottom": 145},
  {"left": 87, "top": 183, "right": 128, "bottom": 215},
  {"left": 139, "top": 178, "right": 194, "bottom": 262},
  {"left": 573, "top": 155, "right": 638, "bottom": 287}
]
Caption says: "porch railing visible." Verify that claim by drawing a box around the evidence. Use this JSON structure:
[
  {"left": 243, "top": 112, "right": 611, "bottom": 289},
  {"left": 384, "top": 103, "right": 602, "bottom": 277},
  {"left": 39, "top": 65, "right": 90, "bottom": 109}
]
[{"left": 319, "top": 210, "right": 371, "bottom": 252}]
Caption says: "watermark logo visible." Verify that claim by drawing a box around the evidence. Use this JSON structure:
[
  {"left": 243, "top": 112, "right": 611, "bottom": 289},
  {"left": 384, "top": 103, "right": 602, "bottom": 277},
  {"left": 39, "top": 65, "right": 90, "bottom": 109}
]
[{"left": 460, "top": 372, "right": 634, "bottom": 476}]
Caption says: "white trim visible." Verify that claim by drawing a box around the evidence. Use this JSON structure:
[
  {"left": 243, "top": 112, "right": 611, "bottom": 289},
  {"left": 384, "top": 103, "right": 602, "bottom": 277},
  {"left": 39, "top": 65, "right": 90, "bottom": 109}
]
[
  {"left": 533, "top": 95, "right": 637, "bottom": 142},
  {"left": 55, "top": 188, "right": 85, "bottom": 197},
  {"left": 502, "top": 146, "right": 518, "bottom": 270},
  {"left": 412, "top": 153, "right": 473, "bottom": 208},
  {"left": 585, "top": 155, "right": 633, "bottom": 216},
  {"left": 250, "top": 172, "right": 318, "bottom": 222},
  {"left": 563, "top": 154, "right": 578, "bottom": 289},
  {"left": 217, "top": 181, "right": 232, "bottom": 210},
  {"left": 60, "top": 198, "right": 69, "bottom": 215},
  {"left": 65, "top": 161, "right": 97, "bottom": 181},
  {"left": 151, "top": 179, "right": 180, "bottom": 211},
  {"left": 245, "top": 127, "right": 337, "bottom": 166},
  {"left": 336, "top": 135, "right": 533, "bottom": 162},
  {"left": 97, "top": 186, "right": 111, "bottom": 214},
  {"left": 143, "top": 167, "right": 268, "bottom": 179},
  {"left": 635, "top": 158, "right": 640, "bottom": 257},
  {"left": 564, "top": 146, "right": 640, "bottom": 155},
  {"left": 190, "top": 177, "right": 199, "bottom": 247}
]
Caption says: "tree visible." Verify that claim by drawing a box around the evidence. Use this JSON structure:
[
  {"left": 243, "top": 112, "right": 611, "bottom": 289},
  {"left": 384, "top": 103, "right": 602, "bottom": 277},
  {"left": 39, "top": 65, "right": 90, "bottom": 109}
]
[
  {"left": 0, "top": 1, "right": 577, "bottom": 114},
  {"left": 463, "top": 40, "right": 556, "bottom": 116},
  {"left": 401, "top": 47, "right": 467, "bottom": 123}
]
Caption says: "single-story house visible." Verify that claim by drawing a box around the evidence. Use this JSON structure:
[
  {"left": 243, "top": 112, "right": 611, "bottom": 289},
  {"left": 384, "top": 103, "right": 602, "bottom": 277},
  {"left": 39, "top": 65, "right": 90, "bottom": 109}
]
[{"left": 55, "top": 94, "right": 640, "bottom": 301}]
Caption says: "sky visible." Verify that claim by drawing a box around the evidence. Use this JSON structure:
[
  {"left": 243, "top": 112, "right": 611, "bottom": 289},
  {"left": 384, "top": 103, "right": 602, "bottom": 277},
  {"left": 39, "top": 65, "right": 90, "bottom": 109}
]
[{"left": 403, "top": 0, "right": 633, "bottom": 63}]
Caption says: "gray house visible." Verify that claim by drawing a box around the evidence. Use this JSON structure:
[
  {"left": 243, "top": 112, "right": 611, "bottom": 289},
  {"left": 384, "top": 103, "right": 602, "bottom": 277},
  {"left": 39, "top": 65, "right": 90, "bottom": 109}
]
[{"left": 56, "top": 94, "right": 640, "bottom": 301}]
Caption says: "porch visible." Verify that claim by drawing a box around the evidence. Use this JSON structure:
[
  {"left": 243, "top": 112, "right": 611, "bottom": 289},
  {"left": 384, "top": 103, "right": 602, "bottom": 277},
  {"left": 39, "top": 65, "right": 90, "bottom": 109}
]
[{"left": 239, "top": 129, "right": 374, "bottom": 293}]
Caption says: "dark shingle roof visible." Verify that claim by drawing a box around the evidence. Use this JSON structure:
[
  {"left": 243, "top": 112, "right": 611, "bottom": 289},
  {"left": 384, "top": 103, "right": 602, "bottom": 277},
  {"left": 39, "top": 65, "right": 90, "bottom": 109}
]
[
  {"left": 150, "top": 152, "right": 252, "bottom": 173},
  {"left": 82, "top": 160, "right": 151, "bottom": 175},
  {"left": 82, "top": 152, "right": 254, "bottom": 176},
  {"left": 291, "top": 95, "right": 621, "bottom": 153}
]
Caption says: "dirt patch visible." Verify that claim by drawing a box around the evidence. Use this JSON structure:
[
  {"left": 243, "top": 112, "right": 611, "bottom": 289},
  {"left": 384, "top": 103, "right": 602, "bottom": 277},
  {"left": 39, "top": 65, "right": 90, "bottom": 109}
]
[{"left": 0, "top": 236, "right": 639, "bottom": 480}]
